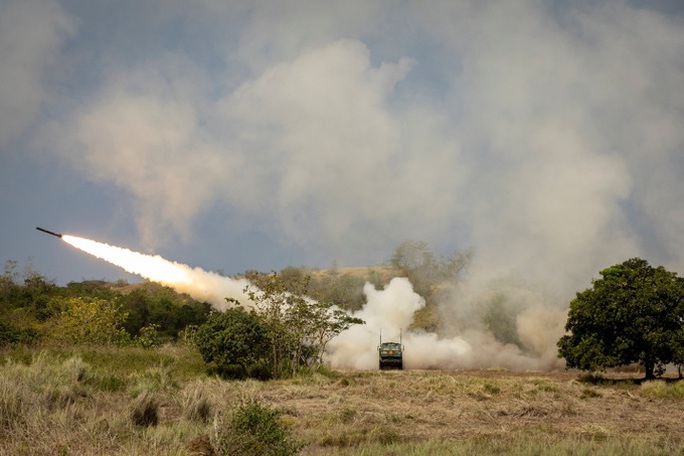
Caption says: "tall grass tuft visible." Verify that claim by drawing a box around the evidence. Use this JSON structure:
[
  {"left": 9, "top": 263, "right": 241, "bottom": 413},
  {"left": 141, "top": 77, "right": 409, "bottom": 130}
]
[
  {"left": 130, "top": 391, "right": 160, "bottom": 427},
  {"left": 640, "top": 380, "right": 684, "bottom": 399},
  {"left": 0, "top": 353, "right": 92, "bottom": 430},
  {"left": 128, "top": 365, "right": 177, "bottom": 396},
  {"left": 0, "top": 372, "right": 31, "bottom": 430},
  {"left": 182, "top": 383, "right": 212, "bottom": 423}
]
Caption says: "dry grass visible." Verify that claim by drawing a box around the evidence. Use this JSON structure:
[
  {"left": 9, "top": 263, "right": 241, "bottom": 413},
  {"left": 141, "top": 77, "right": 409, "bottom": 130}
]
[{"left": 1, "top": 347, "right": 684, "bottom": 455}]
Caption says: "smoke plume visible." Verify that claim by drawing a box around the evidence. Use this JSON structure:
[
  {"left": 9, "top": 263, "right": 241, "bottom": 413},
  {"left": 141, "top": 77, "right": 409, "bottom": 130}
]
[
  {"left": 326, "top": 276, "right": 566, "bottom": 371},
  {"left": 64, "top": 234, "right": 566, "bottom": 371}
]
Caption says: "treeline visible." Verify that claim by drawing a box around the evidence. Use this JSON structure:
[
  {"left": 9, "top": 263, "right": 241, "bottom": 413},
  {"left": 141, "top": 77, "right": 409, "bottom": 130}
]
[
  {"left": 1, "top": 240, "right": 473, "bottom": 348},
  {"left": 247, "top": 240, "right": 472, "bottom": 330},
  {"left": 0, "top": 260, "right": 211, "bottom": 347},
  {"left": 1, "top": 240, "right": 473, "bottom": 379}
]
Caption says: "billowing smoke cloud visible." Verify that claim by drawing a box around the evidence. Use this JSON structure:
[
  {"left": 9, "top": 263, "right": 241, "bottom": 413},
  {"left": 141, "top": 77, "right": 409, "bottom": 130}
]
[
  {"left": 0, "top": 0, "right": 75, "bottom": 148},
  {"left": 31, "top": 1, "right": 684, "bottom": 296},
  {"left": 327, "top": 276, "right": 565, "bottom": 371},
  {"left": 6, "top": 1, "right": 684, "bottom": 368}
]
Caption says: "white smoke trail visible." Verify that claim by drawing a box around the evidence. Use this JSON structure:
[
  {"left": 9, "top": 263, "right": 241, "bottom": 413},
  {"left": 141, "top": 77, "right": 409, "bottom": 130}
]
[{"left": 62, "top": 235, "right": 250, "bottom": 309}]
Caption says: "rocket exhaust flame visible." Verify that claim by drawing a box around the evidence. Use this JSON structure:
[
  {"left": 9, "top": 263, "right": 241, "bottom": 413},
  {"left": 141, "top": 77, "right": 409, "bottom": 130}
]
[{"left": 61, "top": 235, "right": 251, "bottom": 308}]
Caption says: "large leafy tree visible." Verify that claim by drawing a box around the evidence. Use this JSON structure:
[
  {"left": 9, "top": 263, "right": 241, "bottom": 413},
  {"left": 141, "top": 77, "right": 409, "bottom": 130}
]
[
  {"left": 195, "top": 305, "right": 269, "bottom": 378},
  {"left": 558, "top": 258, "right": 684, "bottom": 379}
]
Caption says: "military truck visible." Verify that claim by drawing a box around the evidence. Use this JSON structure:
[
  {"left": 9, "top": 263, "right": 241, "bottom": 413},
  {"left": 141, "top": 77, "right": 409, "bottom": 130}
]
[{"left": 378, "top": 331, "right": 403, "bottom": 370}]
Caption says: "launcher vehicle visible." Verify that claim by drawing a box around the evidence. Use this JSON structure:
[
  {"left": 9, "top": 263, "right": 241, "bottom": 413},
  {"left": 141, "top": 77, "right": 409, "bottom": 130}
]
[{"left": 378, "top": 331, "right": 403, "bottom": 370}]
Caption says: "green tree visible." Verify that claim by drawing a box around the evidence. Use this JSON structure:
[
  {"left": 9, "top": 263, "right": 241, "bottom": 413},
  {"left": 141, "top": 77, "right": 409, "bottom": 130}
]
[
  {"left": 51, "top": 297, "right": 130, "bottom": 345},
  {"left": 246, "top": 272, "right": 363, "bottom": 378},
  {"left": 389, "top": 240, "right": 472, "bottom": 306},
  {"left": 246, "top": 273, "right": 306, "bottom": 378},
  {"left": 119, "top": 286, "right": 210, "bottom": 340},
  {"left": 136, "top": 323, "right": 161, "bottom": 349},
  {"left": 0, "top": 320, "right": 39, "bottom": 346},
  {"left": 309, "top": 273, "right": 366, "bottom": 312},
  {"left": 482, "top": 294, "right": 521, "bottom": 347},
  {"left": 0, "top": 263, "right": 60, "bottom": 321},
  {"left": 194, "top": 305, "right": 269, "bottom": 379},
  {"left": 558, "top": 258, "right": 684, "bottom": 379},
  {"left": 390, "top": 240, "right": 431, "bottom": 271}
]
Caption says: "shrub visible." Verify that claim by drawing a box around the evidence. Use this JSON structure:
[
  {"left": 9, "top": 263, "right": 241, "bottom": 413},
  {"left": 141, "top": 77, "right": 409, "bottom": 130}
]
[
  {"left": 195, "top": 307, "right": 269, "bottom": 379},
  {"left": 50, "top": 297, "right": 130, "bottom": 346},
  {"left": 640, "top": 380, "right": 684, "bottom": 399},
  {"left": 136, "top": 323, "right": 161, "bottom": 348},
  {"left": 213, "top": 400, "right": 300, "bottom": 456},
  {"left": 0, "top": 321, "right": 40, "bottom": 347},
  {"left": 246, "top": 361, "right": 273, "bottom": 381}
]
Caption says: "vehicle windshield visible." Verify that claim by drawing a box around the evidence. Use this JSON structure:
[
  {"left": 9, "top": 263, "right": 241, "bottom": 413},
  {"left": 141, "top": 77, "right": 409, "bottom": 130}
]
[{"left": 382, "top": 343, "right": 401, "bottom": 350}]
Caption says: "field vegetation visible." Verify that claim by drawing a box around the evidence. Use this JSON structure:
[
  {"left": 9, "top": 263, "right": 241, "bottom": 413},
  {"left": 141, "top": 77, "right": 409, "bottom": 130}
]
[
  {"left": 1, "top": 345, "right": 684, "bottom": 455},
  {"left": 4, "top": 248, "right": 684, "bottom": 454}
]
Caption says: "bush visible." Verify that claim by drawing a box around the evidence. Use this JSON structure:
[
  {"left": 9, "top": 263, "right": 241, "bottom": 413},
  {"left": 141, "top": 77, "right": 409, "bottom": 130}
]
[
  {"left": 0, "top": 321, "right": 40, "bottom": 347},
  {"left": 50, "top": 297, "right": 130, "bottom": 346},
  {"left": 246, "top": 361, "right": 273, "bottom": 381},
  {"left": 195, "top": 307, "right": 269, "bottom": 379},
  {"left": 136, "top": 323, "right": 161, "bottom": 348},
  {"left": 213, "top": 400, "right": 300, "bottom": 456}
]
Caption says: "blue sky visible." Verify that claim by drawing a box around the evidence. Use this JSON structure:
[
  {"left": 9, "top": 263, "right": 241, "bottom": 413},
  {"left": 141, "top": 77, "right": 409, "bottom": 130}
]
[{"left": 1, "top": 0, "right": 683, "bottom": 297}]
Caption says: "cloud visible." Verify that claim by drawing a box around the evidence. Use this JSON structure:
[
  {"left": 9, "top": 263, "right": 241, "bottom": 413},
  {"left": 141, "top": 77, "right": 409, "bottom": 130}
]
[
  {"left": 39, "top": 53, "right": 226, "bottom": 245},
  {"left": 218, "top": 40, "right": 434, "bottom": 250},
  {"left": 0, "top": 0, "right": 76, "bottom": 147},
  {"left": 420, "top": 0, "right": 683, "bottom": 293},
  {"left": 7, "top": 0, "right": 682, "bottom": 368},
  {"left": 28, "top": 0, "right": 684, "bottom": 299}
]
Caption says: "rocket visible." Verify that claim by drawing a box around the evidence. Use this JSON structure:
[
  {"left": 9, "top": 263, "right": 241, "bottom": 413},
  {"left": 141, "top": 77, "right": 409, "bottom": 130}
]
[{"left": 36, "top": 227, "right": 63, "bottom": 238}]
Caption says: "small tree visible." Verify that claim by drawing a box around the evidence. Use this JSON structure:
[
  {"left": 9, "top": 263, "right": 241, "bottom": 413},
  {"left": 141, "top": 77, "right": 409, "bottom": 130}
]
[
  {"left": 246, "top": 274, "right": 302, "bottom": 378},
  {"left": 307, "top": 302, "right": 363, "bottom": 366},
  {"left": 482, "top": 294, "right": 521, "bottom": 347},
  {"left": 389, "top": 240, "right": 472, "bottom": 306},
  {"left": 246, "top": 272, "right": 363, "bottom": 377},
  {"left": 51, "top": 297, "right": 129, "bottom": 346},
  {"left": 136, "top": 323, "right": 161, "bottom": 349},
  {"left": 558, "top": 258, "right": 684, "bottom": 379},
  {"left": 194, "top": 304, "right": 269, "bottom": 378}
]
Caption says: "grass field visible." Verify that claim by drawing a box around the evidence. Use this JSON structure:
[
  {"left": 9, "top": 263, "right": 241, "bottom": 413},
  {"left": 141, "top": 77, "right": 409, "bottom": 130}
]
[{"left": 1, "top": 345, "right": 683, "bottom": 455}]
